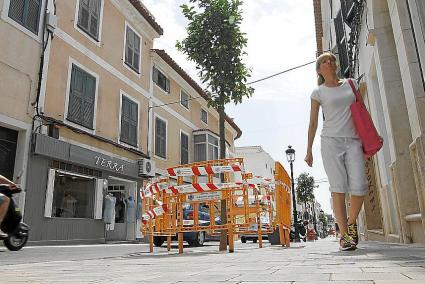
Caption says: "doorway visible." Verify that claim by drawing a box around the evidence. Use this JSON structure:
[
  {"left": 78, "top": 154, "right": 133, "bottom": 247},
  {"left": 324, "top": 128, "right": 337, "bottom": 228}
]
[
  {"left": 105, "top": 177, "right": 137, "bottom": 241},
  {"left": 0, "top": 126, "right": 18, "bottom": 179}
]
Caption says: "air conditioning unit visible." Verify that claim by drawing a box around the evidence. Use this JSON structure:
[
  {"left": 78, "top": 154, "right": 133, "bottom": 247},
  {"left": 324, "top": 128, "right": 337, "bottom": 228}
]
[{"left": 138, "top": 158, "right": 155, "bottom": 177}]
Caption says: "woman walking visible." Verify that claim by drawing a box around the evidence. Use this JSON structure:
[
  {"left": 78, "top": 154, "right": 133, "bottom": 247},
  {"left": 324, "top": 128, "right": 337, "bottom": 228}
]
[{"left": 305, "top": 52, "right": 368, "bottom": 251}]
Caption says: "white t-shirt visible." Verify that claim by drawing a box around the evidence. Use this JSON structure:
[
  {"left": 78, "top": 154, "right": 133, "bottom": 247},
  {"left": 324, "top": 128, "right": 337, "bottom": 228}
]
[{"left": 310, "top": 79, "right": 359, "bottom": 138}]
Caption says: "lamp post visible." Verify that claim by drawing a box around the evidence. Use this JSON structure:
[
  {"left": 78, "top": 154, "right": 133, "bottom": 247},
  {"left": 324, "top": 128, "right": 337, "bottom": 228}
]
[{"left": 286, "top": 145, "right": 300, "bottom": 242}]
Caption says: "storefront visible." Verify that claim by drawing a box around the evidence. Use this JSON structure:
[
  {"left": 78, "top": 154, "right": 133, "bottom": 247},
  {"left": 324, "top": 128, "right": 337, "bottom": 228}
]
[{"left": 24, "top": 133, "right": 145, "bottom": 244}]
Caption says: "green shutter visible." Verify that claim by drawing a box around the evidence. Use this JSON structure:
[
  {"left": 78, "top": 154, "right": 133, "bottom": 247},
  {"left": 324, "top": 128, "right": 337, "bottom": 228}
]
[
  {"left": 8, "top": 0, "right": 41, "bottom": 35},
  {"left": 67, "top": 65, "right": 96, "bottom": 129},
  {"left": 78, "top": 0, "right": 100, "bottom": 40},
  {"left": 153, "top": 67, "right": 159, "bottom": 84}
]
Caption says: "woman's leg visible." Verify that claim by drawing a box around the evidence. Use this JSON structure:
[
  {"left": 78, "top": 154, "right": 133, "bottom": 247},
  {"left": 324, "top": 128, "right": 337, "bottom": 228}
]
[
  {"left": 332, "top": 192, "right": 348, "bottom": 235},
  {"left": 348, "top": 195, "right": 365, "bottom": 225}
]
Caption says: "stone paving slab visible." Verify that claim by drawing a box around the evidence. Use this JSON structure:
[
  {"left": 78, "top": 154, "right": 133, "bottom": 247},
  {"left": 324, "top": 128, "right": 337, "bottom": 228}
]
[{"left": 2, "top": 238, "right": 425, "bottom": 283}]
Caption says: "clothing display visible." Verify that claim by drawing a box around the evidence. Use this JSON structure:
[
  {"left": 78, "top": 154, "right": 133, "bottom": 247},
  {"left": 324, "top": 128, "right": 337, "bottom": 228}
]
[
  {"left": 103, "top": 194, "right": 116, "bottom": 224},
  {"left": 125, "top": 196, "right": 136, "bottom": 223},
  {"left": 61, "top": 193, "right": 77, "bottom": 218}
]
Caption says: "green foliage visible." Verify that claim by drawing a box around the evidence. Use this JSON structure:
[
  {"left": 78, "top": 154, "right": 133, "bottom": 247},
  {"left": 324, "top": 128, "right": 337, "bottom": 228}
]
[
  {"left": 176, "top": 0, "right": 254, "bottom": 108},
  {"left": 318, "top": 211, "right": 328, "bottom": 228},
  {"left": 296, "top": 173, "right": 315, "bottom": 204}
]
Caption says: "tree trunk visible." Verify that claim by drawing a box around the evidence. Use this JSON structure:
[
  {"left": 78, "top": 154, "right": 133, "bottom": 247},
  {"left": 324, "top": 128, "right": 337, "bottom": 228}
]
[{"left": 218, "top": 96, "right": 228, "bottom": 252}]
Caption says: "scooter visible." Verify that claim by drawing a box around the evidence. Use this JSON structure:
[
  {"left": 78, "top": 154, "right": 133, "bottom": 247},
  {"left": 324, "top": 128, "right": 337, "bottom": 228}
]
[{"left": 0, "top": 185, "right": 29, "bottom": 251}]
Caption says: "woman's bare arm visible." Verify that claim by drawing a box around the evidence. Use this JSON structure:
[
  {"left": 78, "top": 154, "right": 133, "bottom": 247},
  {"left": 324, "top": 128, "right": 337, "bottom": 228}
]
[{"left": 305, "top": 99, "right": 320, "bottom": 167}]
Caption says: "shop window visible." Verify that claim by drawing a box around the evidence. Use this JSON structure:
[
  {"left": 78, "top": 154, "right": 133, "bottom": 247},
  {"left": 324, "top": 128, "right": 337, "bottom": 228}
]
[{"left": 44, "top": 169, "right": 104, "bottom": 219}]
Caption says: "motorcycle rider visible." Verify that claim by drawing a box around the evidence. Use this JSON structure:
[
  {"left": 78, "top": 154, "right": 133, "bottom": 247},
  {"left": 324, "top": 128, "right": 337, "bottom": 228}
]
[{"left": 0, "top": 174, "right": 18, "bottom": 237}]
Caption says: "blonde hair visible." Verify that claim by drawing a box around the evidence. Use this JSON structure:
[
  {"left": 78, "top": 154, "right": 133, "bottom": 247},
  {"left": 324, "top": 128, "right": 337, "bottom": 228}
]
[{"left": 316, "top": 52, "right": 338, "bottom": 86}]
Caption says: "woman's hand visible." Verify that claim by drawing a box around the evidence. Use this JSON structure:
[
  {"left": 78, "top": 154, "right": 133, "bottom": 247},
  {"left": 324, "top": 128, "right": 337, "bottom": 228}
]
[{"left": 305, "top": 151, "right": 313, "bottom": 167}]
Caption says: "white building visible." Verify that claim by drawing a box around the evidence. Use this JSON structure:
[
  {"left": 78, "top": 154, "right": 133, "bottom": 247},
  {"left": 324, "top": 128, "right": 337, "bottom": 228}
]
[{"left": 235, "top": 146, "right": 275, "bottom": 180}]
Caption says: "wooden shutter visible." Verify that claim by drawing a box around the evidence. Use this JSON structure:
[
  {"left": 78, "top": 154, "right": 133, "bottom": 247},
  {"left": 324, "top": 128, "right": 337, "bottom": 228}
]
[
  {"left": 68, "top": 65, "right": 96, "bottom": 129},
  {"left": 133, "top": 33, "right": 140, "bottom": 71},
  {"left": 181, "top": 133, "right": 189, "bottom": 164},
  {"left": 155, "top": 118, "right": 166, "bottom": 158},
  {"left": 68, "top": 65, "right": 84, "bottom": 124},
  {"left": 165, "top": 77, "right": 170, "bottom": 93},
  {"left": 129, "top": 100, "right": 138, "bottom": 146},
  {"left": 125, "top": 27, "right": 133, "bottom": 67},
  {"left": 44, "top": 169, "right": 56, "bottom": 218},
  {"left": 78, "top": 0, "right": 90, "bottom": 31},
  {"left": 89, "top": 0, "right": 100, "bottom": 39},
  {"left": 26, "top": 0, "right": 41, "bottom": 33},
  {"left": 8, "top": 0, "right": 25, "bottom": 23},
  {"left": 153, "top": 67, "right": 159, "bottom": 84},
  {"left": 78, "top": 0, "right": 100, "bottom": 40},
  {"left": 8, "top": 0, "right": 41, "bottom": 35},
  {"left": 82, "top": 73, "right": 96, "bottom": 129},
  {"left": 120, "top": 97, "right": 138, "bottom": 146},
  {"left": 121, "top": 97, "right": 130, "bottom": 143}
]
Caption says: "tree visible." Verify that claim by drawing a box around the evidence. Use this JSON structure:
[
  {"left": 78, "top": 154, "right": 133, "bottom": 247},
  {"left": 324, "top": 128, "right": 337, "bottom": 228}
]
[
  {"left": 296, "top": 173, "right": 315, "bottom": 220},
  {"left": 177, "top": 0, "right": 254, "bottom": 251}
]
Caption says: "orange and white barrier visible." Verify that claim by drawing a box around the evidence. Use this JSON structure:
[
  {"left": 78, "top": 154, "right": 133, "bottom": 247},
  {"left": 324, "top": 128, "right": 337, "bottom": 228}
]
[
  {"left": 142, "top": 181, "right": 255, "bottom": 198},
  {"left": 167, "top": 164, "right": 244, "bottom": 176},
  {"left": 142, "top": 203, "right": 168, "bottom": 225}
]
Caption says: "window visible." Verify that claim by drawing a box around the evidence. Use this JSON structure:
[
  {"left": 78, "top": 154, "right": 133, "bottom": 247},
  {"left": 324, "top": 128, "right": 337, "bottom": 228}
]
[
  {"left": 201, "top": 108, "right": 208, "bottom": 124},
  {"left": 51, "top": 172, "right": 95, "bottom": 218},
  {"left": 124, "top": 26, "right": 141, "bottom": 73},
  {"left": 153, "top": 66, "right": 170, "bottom": 93},
  {"left": 180, "top": 132, "right": 189, "bottom": 165},
  {"left": 8, "top": 0, "right": 41, "bottom": 35},
  {"left": 120, "top": 95, "right": 138, "bottom": 147},
  {"left": 77, "top": 0, "right": 101, "bottom": 40},
  {"left": 194, "top": 133, "right": 219, "bottom": 162},
  {"left": 180, "top": 90, "right": 190, "bottom": 109},
  {"left": 67, "top": 64, "right": 96, "bottom": 129},
  {"left": 155, "top": 117, "right": 167, "bottom": 159}
]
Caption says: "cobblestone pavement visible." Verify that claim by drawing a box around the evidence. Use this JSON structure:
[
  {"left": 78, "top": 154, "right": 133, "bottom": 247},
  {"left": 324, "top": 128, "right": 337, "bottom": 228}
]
[{"left": 1, "top": 237, "right": 425, "bottom": 283}]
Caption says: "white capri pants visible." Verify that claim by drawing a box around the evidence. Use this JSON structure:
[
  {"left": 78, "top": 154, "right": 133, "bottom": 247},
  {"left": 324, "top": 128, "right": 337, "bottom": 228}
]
[{"left": 321, "top": 136, "right": 368, "bottom": 196}]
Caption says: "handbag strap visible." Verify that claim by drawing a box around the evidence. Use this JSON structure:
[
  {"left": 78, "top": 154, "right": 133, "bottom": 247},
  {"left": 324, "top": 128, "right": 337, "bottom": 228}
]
[{"left": 348, "top": 79, "right": 363, "bottom": 104}]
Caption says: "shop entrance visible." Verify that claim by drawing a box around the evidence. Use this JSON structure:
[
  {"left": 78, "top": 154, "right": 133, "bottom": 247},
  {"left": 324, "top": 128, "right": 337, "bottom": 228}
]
[
  {"left": 105, "top": 177, "right": 137, "bottom": 241},
  {"left": 0, "top": 126, "right": 18, "bottom": 179}
]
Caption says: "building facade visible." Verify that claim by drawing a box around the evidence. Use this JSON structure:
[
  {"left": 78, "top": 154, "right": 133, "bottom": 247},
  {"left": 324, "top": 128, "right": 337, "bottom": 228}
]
[
  {"left": 1, "top": 0, "right": 241, "bottom": 244},
  {"left": 0, "top": 0, "right": 48, "bottom": 212},
  {"left": 314, "top": 0, "right": 425, "bottom": 243}
]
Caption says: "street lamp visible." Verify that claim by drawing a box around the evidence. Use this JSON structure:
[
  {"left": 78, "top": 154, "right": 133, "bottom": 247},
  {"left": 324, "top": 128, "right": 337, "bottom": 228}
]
[{"left": 285, "top": 145, "right": 300, "bottom": 242}]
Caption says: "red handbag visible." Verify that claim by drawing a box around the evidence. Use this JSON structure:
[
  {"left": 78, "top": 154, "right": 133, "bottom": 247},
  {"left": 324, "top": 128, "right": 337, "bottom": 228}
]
[{"left": 348, "top": 79, "right": 383, "bottom": 158}]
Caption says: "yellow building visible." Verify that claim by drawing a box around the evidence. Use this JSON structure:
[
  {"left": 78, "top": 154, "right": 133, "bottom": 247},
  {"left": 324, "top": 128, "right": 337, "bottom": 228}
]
[{"left": 13, "top": 0, "right": 242, "bottom": 244}]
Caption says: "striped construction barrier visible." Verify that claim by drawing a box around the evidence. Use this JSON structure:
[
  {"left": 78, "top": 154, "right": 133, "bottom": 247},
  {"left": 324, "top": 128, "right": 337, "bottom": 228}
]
[
  {"left": 142, "top": 182, "right": 255, "bottom": 198},
  {"left": 167, "top": 164, "right": 244, "bottom": 177},
  {"left": 142, "top": 203, "right": 168, "bottom": 225}
]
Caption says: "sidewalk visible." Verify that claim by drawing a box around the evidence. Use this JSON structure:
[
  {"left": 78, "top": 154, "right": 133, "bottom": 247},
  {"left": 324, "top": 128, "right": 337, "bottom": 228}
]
[{"left": 1, "top": 237, "right": 425, "bottom": 283}]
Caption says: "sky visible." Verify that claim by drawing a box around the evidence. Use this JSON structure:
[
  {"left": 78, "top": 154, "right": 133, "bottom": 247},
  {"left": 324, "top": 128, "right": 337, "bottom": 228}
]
[{"left": 143, "top": 0, "right": 332, "bottom": 214}]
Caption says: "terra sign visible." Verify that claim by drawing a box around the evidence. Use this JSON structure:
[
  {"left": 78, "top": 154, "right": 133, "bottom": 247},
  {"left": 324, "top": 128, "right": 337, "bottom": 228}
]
[{"left": 94, "top": 156, "right": 124, "bottom": 173}]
